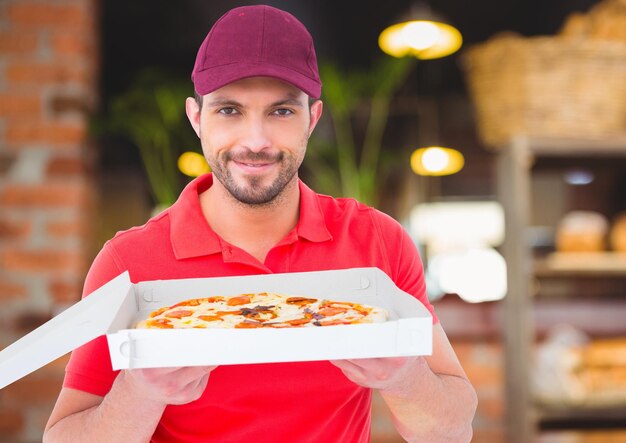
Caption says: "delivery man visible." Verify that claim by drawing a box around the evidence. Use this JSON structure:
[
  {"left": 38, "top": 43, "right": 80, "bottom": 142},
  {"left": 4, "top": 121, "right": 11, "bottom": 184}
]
[{"left": 43, "top": 5, "right": 477, "bottom": 442}]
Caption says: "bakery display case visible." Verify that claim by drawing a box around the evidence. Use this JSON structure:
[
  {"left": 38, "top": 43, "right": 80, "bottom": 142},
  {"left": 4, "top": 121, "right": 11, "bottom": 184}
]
[{"left": 496, "top": 135, "right": 626, "bottom": 443}]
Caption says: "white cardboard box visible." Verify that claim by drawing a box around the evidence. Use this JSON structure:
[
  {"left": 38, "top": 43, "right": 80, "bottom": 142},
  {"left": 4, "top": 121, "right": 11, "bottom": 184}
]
[{"left": 0, "top": 267, "right": 432, "bottom": 390}]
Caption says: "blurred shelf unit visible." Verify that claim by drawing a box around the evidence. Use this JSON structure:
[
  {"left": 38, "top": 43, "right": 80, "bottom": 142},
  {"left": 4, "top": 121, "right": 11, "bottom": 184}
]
[
  {"left": 510, "top": 135, "right": 626, "bottom": 156},
  {"left": 536, "top": 400, "right": 626, "bottom": 433},
  {"left": 536, "top": 400, "right": 626, "bottom": 422},
  {"left": 535, "top": 252, "right": 626, "bottom": 278},
  {"left": 496, "top": 135, "right": 626, "bottom": 443}
]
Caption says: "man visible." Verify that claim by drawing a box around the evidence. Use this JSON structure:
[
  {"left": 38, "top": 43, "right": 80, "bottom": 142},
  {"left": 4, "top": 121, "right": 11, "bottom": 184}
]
[{"left": 44, "top": 5, "right": 476, "bottom": 442}]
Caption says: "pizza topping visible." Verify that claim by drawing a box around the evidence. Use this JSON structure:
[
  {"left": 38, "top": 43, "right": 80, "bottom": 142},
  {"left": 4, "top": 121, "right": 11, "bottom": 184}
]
[
  {"left": 216, "top": 310, "right": 242, "bottom": 316},
  {"left": 235, "top": 320, "right": 264, "bottom": 329},
  {"left": 239, "top": 307, "right": 257, "bottom": 317},
  {"left": 149, "top": 306, "right": 171, "bottom": 318},
  {"left": 304, "top": 307, "right": 324, "bottom": 320},
  {"left": 318, "top": 307, "right": 347, "bottom": 317},
  {"left": 317, "top": 318, "right": 353, "bottom": 326},
  {"left": 147, "top": 318, "right": 174, "bottom": 329},
  {"left": 286, "top": 296, "right": 317, "bottom": 306},
  {"left": 237, "top": 306, "right": 279, "bottom": 322},
  {"left": 286, "top": 318, "right": 311, "bottom": 326},
  {"left": 167, "top": 309, "right": 194, "bottom": 319},
  {"left": 227, "top": 295, "right": 252, "bottom": 306},
  {"left": 198, "top": 315, "right": 223, "bottom": 322}
]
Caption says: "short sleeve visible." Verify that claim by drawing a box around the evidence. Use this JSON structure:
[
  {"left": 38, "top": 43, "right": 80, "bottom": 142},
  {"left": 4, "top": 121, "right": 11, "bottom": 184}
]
[{"left": 372, "top": 210, "right": 439, "bottom": 324}]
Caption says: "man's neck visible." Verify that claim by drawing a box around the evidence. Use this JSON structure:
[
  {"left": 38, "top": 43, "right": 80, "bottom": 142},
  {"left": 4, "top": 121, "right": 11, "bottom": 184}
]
[{"left": 198, "top": 177, "right": 301, "bottom": 263}]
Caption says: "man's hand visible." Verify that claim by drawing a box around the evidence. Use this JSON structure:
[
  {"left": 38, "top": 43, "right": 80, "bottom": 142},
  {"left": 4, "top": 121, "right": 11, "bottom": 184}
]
[
  {"left": 44, "top": 365, "right": 219, "bottom": 443},
  {"left": 331, "top": 325, "right": 477, "bottom": 442},
  {"left": 120, "top": 365, "right": 218, "bottom": 406},
  {"left": 329, "top": 357, "right": 428, "bottom": 396}
]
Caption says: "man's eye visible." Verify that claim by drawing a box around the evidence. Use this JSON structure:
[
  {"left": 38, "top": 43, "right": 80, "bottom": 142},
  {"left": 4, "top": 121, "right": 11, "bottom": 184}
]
[
  {"left": 273, "top": 108, "right": 293, "bottom": 116},
  {"left": 218, "top": 107, "right": 238, "bottom": 115}
]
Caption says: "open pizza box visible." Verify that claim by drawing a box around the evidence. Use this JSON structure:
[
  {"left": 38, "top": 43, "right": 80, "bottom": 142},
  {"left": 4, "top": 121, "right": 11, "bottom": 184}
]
[{"left": 0, "top": 267, "right": 432, "bottom": 390}]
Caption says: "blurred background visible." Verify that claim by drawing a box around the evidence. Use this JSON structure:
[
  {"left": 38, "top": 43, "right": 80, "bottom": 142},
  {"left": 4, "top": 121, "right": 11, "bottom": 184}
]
[{"left": 1, "top": 0, "right": 626, "bottom": 442}]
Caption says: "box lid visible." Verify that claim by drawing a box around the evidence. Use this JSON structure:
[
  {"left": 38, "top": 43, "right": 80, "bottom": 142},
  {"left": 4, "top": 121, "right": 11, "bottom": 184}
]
[{"left": 0, "top": 272, "right": 133, "bottom": 390}]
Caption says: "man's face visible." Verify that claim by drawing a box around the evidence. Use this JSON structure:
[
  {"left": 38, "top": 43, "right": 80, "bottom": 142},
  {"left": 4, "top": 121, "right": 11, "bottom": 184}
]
[{"left": 186, "top": 77, "right": 323, "bottom": 206}]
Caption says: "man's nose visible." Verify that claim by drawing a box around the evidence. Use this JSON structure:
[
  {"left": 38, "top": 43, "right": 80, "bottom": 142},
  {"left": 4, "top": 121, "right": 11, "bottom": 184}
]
[{"left": 241, "top": 116, "right": 271, "bottom": 153}]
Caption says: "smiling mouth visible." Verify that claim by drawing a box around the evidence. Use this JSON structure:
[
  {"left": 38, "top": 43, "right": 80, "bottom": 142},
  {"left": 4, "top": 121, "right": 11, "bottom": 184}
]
[
  {"left": 238, "top": 162, "right": 270, "bottom": 167},
  {"left": 227, "top": 152, "right": 282, "bottom": 172},
  {"left": 232, "top": 160, "right": 277, "bottom": 173}
]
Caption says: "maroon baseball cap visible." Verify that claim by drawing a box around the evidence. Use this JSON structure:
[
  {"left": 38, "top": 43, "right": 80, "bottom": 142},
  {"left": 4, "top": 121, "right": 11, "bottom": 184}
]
[{"left": 192, "top": 5, "right": 322, "bottom": 98}]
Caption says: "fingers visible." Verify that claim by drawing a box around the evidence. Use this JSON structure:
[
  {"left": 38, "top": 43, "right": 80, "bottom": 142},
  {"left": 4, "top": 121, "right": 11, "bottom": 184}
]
[
  {"left": 330, "top": 359, "right": 366, "bottom": 376},
  {"left": 125, "top": 365, "right": 218, "bottom": 405},
  {"left": 169, "top": 365, "right": 217, "bottom": 379},
  {"left": 161, "top": 366, "right": 215, "bottom": 405},
  {"left": 192, "top": 371, "right": 212, "bottom": 399},
  {"left": 334, "top": 357, "right": 416, "bottom": 373},
  {"left": 136, "top": 365, "right": 216, "bottom": 381},
  {"left": 169, "top": 370, "right": 212, "bottom": 405},
  {"left": 330, "top": 359, "right": 369, "bottom": 385},
  {"left": 330, "top": 357, "right": 421, "bottom": 390}
]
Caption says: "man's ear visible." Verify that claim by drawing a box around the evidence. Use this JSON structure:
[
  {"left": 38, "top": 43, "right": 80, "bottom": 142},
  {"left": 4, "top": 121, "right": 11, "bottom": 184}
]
[
  {"left": 186, "top": 97, "right": 201, "bottom": 137},
  {"left": 308, "top": 100, "right": 323, "bottom": 137}
]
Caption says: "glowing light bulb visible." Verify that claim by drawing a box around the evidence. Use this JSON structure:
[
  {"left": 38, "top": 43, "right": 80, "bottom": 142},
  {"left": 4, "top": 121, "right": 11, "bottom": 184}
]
[
  {"left": 410, "top": 146, "right": 464, "bottom": 176},
  {"left": 421, "top": 147, "right": 449, "bottom": 172},
  {"left": 379, "top": 17, "right": 462, "bottom": 60},
  {"left": 402, "top": 21, "right": 441, "bottom": 51},
  {"left": 564, "top": 169, "right": 594, "bottom": 186}
]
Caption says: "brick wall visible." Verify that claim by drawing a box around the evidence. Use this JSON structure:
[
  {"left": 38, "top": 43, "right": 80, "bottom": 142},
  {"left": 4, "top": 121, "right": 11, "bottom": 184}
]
[{"left": 0, "top": 0, "right": 99, "bottom": 441}]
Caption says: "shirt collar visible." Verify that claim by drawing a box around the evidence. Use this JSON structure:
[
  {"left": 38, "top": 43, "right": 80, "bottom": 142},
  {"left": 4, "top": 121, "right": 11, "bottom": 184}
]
[
  {"left": 296, "top": 179, "right": 333, "bottom": 243},
  {"left": 169, "top": 174, "right": 332, "bottom": 260},
  {"left": 169, "top": 174, "right": 222, "bottom": 259}
]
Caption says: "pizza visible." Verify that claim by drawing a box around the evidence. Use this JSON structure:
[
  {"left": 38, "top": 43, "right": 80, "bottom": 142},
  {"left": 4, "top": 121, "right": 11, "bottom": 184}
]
[{"left": 136, "top": 292, "right": 388, "bottom": 329}]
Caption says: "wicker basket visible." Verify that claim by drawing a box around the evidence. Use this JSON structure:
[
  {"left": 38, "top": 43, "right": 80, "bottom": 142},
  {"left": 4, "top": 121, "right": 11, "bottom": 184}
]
[{"left": 463, "top": 35, "right": 626, "bottom": 148}]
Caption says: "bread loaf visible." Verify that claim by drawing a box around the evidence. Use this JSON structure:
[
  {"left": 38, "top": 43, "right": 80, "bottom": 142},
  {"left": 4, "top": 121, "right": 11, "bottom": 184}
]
[
  {"left": 610, "top": 212, "right": 626, "bottom": 252},
  {"left": 556, "top": 211, "right": 608, "bottom": 253}
]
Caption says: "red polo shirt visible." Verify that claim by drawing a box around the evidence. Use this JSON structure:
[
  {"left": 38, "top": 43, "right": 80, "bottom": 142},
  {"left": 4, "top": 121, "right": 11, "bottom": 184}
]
[{"left": 64, "top": 174, "right": 436, "bottom": 442}]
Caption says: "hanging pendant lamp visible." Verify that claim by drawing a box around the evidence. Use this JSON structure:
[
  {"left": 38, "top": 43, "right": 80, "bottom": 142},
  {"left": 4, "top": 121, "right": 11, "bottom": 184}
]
[{"left": 379, "top": 2, "right": 462, "bottom": 59}]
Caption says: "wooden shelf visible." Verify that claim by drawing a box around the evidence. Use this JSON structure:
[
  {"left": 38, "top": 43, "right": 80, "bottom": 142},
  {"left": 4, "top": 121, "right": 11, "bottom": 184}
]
[
  {"left": 520, "top": 135, "right": 626, "bottom": 157},
  {"left": 535, "top": 253, "right": 626, "bottom": 278},
  {"left": 538, "top": 430, "right": 626, "bottom": 443},
  {"left": 536, "top": 399, "right": 626, "bottom": 422}
]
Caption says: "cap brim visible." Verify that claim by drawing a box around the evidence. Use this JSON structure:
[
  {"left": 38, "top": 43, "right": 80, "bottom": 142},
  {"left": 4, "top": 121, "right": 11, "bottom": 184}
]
[{"left": 193, "top": 62, "right": 322, "bottom": 99}]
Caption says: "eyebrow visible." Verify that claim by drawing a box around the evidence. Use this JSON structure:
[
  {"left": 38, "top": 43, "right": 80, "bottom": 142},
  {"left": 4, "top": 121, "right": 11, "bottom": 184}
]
[
  {"left": 206, "top": 98, "right": 243, "bottom": 108},
  {"left": 206, "top": 97, "right": 304, "bottom": 109},
  {"left": 270, "top": 98, "right": 304, "bottom": 108}
]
